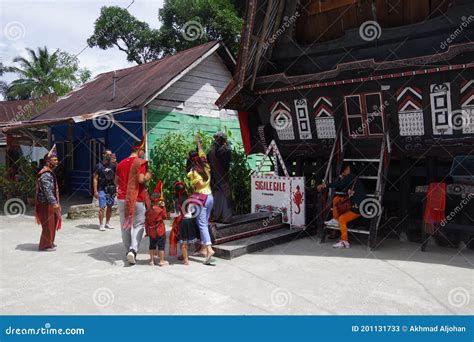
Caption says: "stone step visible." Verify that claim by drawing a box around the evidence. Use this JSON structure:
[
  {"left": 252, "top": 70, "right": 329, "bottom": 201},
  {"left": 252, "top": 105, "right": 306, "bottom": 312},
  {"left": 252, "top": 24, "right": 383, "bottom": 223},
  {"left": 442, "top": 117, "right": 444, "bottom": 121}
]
[
  {"left": 213, "top": 212, "right": 283, "bottom": 241},
  {"left": 67, "top": 203, "right": 118, "bottom": 220},
  {"left": 213, "top": 226, "right": 305, "bottom": 260}
]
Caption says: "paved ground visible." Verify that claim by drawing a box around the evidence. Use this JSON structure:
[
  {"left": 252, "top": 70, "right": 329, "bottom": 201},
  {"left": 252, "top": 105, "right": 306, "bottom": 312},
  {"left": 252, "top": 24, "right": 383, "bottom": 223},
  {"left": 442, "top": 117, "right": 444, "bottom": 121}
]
[{"left": 0, "top": 212, "right": 472, "bottom": 315}]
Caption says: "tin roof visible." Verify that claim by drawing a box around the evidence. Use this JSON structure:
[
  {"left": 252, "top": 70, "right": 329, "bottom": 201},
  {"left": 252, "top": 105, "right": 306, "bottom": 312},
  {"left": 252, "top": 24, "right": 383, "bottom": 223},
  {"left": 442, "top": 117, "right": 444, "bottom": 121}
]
[{"left": 32, "top": 41, "right": 224, "bottom": 121}]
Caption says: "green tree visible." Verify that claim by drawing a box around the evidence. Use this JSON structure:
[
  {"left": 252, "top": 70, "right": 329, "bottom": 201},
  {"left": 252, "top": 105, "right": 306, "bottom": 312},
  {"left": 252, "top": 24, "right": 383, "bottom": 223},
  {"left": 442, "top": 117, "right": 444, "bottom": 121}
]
[
  {"left": 149, "top": 130, "right": 251, "bottom": 215},
  {"left": 158, "top": 0, "right": 243, "bottom": 56},
  {"left": 87, "top": 0, "right": 243, "bottom": 64},
  {"left": 0, "top": 62, "right": 8, "bottom": 99},
  {"left": 6, "top": 47, "right": 91, "bottom": 100},
  {"left": 87, "top": 6, "right": 162, "bottom": 64}
]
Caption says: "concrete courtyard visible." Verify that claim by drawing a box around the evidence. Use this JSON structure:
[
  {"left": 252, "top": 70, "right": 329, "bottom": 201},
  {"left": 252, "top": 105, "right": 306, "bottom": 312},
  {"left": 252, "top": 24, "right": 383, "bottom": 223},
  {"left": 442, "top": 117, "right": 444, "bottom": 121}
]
[{"left": 0, "top": 212, "right": 472, "bottom": 315}]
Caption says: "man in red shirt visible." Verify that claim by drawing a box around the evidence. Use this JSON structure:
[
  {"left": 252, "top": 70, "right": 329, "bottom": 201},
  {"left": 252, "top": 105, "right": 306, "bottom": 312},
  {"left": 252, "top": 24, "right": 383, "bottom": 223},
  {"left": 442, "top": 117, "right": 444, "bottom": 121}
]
[{"left": 115, "top": 138, "right": 151, "bottom": 265}]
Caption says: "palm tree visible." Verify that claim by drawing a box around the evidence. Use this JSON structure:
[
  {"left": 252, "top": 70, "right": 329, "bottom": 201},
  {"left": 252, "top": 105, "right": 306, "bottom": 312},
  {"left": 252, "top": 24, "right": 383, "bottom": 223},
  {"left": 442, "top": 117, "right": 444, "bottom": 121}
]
[
  {"left": 0, "top": 62, "right": 10, "bottom": 99},
  {"left": 6, "top": 47, "right": 88, "bottom": 100}
]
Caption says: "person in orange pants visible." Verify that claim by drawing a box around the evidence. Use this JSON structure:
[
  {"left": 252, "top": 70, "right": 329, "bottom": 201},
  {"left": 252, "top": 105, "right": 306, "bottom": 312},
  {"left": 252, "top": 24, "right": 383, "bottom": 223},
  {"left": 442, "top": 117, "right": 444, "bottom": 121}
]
[
  {"left": 331, "top": 196, "right": 360, "bottom": 246},
  {"left": 317, "top": 162, "right": 367, "bottom": 249}
]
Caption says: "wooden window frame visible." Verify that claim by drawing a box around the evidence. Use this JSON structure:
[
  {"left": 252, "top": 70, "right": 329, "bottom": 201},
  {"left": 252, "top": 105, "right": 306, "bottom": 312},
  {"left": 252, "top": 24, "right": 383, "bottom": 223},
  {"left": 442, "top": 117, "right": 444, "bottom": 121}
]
[{"left": 344, "top": 92, "right": 385, "bottom": 139}]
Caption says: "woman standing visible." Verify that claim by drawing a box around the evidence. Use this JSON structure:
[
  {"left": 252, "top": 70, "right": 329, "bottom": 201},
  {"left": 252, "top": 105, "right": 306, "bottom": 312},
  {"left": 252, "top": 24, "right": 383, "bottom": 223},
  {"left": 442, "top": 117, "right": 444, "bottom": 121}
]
[{"left": 187, "top": 134, "right": 215, "bottom": 264}]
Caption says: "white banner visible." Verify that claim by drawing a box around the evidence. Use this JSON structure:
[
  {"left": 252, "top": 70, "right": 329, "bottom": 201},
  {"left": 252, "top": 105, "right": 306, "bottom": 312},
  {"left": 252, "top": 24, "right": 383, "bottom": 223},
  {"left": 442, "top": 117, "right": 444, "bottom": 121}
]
[{"left": 251, "top": 175, "right": 305, "bottom": 228}]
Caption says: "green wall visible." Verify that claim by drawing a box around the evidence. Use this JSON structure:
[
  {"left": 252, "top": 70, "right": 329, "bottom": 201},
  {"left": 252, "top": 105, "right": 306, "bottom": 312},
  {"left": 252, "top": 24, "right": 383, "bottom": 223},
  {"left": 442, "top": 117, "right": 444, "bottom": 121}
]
[
  {"left": 146, "top": 109, "right": 271, "bottom": 172},
  {"left": 147, "top": 109, "right": 241, "bottom": 145}
]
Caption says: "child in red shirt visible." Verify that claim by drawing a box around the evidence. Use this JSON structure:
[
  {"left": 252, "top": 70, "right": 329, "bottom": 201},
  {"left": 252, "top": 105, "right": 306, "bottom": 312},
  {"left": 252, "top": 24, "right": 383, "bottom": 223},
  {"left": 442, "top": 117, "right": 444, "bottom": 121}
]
[{"left": 145, "top": 181, "right": 168, "bottom": 266}]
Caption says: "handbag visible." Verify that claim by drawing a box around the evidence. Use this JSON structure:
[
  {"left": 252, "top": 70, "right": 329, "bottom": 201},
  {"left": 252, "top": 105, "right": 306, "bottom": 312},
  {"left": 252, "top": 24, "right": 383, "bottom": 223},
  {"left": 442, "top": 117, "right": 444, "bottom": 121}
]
[
  {"left": 188, "top": 193, "right": 208, "bottom": 207},
  {"left": 335, "top": 177, "right": 358, "bottom": 215}
]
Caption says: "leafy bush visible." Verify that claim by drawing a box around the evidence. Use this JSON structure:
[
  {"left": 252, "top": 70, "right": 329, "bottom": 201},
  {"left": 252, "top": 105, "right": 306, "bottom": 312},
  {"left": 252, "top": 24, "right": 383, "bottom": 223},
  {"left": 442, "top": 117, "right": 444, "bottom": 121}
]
[
  {"left": 148, "top": 130, "right": 251, "bottom": 215},
  {"left": 0, "top": 157, "right": 37, "bottom": 203}
]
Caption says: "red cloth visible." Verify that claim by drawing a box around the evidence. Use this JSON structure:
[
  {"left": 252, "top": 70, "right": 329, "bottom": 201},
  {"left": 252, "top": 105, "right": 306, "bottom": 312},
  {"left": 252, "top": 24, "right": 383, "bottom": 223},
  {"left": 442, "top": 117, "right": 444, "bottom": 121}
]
[
  {"left": 37, "top": 203, "right": 61, "bottom": 250},
  {"left": 145, "top": 205, "right": 167, "bottom": 239},
  {"left": 169, "top": 214, "right": 183, "bottom": 256},
  {"left": 119, "top": 157, "right": 148, "bottom": 229},
  {"left": 116, "top": 157, "right": 147, "bottom": 202},
  {"left": 424, "top": 183, "right": 446, "bottom": 225},
  {"left": 238, "top": 111, "right": 251, "bottom": 155}
]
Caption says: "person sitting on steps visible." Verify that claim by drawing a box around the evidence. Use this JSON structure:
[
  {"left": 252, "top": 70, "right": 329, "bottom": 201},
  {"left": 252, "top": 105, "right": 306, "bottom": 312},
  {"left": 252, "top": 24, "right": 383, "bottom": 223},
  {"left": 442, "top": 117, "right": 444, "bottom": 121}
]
[{"left": 317, "top": 162, "right": 367, "bottom": 249}]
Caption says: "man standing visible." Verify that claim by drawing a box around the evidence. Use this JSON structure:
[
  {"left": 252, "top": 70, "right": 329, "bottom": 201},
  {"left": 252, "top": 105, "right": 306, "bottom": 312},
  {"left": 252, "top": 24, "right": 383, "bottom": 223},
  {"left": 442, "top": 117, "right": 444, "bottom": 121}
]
[
  {"left": 207, "top": 132, "right": 233, "bottom": 223},
  {"left": 35, "top": 144, "right": 61, "bottom": 251},
  {"left": 93, "top": 149, "right": 116, "bottom": 231},
  {"left": 115, "top": 137, "right": 151, "bottom": 265}
]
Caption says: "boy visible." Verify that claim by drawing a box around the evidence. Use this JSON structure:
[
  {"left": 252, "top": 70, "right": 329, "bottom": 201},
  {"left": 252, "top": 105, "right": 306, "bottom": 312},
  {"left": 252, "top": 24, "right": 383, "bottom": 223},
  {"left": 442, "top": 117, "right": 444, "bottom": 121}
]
[{"left": 145, "top": 181, "right": 168, "bottom": 266}]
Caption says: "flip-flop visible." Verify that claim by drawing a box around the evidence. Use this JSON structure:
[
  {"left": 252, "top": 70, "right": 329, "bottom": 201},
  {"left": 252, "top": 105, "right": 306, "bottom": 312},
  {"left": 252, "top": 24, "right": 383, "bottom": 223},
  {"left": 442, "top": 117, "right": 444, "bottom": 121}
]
[{"left": 203, "top": 258, "right": 216, "bottom": 266}]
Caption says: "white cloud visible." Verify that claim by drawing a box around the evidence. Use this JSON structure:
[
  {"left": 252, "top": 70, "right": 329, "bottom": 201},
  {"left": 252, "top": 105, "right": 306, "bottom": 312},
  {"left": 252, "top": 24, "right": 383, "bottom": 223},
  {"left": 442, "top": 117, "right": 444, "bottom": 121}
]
[{"left": 0, "top": 0, "right": 164, "bottom": 87}]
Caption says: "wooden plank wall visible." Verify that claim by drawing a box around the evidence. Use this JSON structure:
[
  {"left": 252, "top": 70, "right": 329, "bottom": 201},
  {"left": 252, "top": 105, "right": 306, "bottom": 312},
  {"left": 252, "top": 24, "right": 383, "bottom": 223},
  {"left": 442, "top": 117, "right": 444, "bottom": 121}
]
[
  {"left": 295, "top": 0, "right": 452, "bottom": 44},
  {"left": 148, "top": 53, "right": 237, "bottom": 119}
]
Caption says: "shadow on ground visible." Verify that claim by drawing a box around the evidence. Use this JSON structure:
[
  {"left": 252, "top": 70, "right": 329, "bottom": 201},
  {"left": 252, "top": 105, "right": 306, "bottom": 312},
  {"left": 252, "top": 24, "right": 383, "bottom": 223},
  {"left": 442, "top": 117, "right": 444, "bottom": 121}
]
[
  {"left": 237, "top": 230, "right": 474, "bottom": 270},
  {"left": 15, "top": 243, "right": 39, "bottom": 252}
]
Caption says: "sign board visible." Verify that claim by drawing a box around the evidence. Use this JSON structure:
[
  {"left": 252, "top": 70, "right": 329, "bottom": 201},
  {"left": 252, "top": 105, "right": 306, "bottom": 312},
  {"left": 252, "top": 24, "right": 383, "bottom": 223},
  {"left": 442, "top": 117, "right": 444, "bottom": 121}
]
[{"left": 251, "top": 140, "right": 306, "bottom": 228}]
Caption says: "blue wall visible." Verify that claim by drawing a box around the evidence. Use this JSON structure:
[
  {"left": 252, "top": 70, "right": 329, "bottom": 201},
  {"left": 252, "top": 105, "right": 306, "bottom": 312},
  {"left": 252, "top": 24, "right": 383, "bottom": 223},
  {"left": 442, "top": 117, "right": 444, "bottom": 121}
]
[{"left": 50, "top": 110, "right": 143, "bottom": 195}]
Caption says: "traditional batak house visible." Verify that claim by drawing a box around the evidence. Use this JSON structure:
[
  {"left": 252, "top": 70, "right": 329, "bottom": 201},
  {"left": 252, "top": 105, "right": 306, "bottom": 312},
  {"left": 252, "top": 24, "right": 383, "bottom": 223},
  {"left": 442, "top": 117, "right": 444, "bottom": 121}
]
[
  {"left": 217, "top": 0, "right": 474, "bottom": 249},
  {"left": 4, "top": 41, "right": 240, "bottom": 196}
]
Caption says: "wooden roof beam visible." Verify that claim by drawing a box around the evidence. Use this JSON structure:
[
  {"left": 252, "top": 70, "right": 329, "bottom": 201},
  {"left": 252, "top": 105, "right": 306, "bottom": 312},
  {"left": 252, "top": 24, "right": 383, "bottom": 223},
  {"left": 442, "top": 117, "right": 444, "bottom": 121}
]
[{"left": 249, "top": 0, "right": 274, "bottom": 90}]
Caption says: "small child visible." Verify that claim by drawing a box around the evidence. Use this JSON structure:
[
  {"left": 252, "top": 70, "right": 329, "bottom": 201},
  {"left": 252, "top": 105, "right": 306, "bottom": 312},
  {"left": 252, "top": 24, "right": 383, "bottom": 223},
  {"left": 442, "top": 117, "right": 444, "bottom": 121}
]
[
  {"left": 169, "top": 182, "right": 200, "bottom": 265},
  {"left": 145, "top": 181, "right": 168, "bottom": 266}
]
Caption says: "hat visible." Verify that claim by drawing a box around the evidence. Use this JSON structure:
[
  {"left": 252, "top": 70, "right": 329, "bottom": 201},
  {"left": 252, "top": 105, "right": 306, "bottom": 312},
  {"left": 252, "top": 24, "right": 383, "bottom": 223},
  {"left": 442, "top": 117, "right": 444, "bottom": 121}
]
[
  {"left": 132, "top": 136, "right": 146, "bottom": 152},
  {"left": 45, "top": 144, "right": 58, "bottom": 161},
  {"left": 150, "top": 180, "right": 164, "bottom": 201}
]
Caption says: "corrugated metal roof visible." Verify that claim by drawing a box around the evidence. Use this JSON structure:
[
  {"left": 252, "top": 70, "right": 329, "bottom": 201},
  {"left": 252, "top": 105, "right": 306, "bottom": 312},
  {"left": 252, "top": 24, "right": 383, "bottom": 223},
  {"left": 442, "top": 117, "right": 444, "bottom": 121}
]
[
  {"left": 0, "top": 96, "right": 56, "bottom": 139},
  {"left": 32, "top": 41, "right": 221, "bottom": 121}
]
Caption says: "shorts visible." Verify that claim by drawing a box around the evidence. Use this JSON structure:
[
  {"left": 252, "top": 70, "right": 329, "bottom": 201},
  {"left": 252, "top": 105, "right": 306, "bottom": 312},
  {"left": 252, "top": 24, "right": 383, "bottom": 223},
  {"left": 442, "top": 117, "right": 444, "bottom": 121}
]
[
  {"left": 149, "top": 235, "right": 166, "bottom": 251},
  {"left": 98, "top": 190, "right": 115, "bottom": 209}
]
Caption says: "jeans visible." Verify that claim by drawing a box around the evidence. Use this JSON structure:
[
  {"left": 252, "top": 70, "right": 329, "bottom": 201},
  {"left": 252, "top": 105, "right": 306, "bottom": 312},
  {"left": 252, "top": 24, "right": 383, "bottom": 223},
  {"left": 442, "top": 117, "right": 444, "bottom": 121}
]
[
  {"left": 118, "top": 199, "right": 145, "bottom": 253},
  {"left": 197, "top": 194, "right": 214, "bottom": 246}
]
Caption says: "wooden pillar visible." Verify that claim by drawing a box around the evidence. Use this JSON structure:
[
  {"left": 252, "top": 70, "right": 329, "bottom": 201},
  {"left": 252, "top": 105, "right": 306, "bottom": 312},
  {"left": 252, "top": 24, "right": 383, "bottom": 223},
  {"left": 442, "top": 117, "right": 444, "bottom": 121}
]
[
  {"left": 427, "top": 156, "right": 437, "bottom": 183},
  {"left": 398, "top": 157, "right": 410, "bottom": 236}
]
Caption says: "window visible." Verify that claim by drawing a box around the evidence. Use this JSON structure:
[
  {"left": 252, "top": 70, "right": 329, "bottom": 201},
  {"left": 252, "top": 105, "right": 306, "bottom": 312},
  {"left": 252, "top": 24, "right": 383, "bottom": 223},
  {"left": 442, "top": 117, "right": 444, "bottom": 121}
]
[{"left": 344, "top": 92, "right": 385, "bottom": 138}]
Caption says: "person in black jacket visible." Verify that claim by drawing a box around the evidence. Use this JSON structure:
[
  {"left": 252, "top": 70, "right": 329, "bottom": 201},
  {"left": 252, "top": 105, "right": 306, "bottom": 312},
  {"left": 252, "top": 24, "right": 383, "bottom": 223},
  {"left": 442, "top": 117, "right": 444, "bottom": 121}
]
[
  {"left": 207, "top": 132, "right": 233, "bottom": 223},
  {"left": 317, "top": 162, "right": 367, "bottom": 248}
]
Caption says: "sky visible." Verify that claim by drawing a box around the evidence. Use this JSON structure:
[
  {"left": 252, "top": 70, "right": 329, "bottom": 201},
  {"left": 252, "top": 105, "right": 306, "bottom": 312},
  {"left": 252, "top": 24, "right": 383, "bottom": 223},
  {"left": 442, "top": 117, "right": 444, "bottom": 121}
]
[{"left": 0, "top": 0, "right": 165, "bottom": 90}]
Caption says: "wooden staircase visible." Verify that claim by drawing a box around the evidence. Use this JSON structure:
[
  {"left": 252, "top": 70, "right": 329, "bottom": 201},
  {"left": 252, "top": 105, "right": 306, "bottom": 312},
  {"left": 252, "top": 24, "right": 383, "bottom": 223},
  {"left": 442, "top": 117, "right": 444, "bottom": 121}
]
[{"left": 319, "top": 127, "right": 391, "bottom": 249}]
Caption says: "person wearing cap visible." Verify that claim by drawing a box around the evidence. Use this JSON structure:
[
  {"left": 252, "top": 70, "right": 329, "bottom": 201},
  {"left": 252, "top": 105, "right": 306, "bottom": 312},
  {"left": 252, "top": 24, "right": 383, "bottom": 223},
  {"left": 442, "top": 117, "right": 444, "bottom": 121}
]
[
  {"left": 35, "top": 144, "right": 62, "bottom": 251},
  {"left": 207, "top": 131, "right": 233, "bottom": 223},
  {"left": 145, "top": 180, "right": 168, "bottom": 266},
  {"left": 115, "top": 137, "right": 152, "bottom": 265}
]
